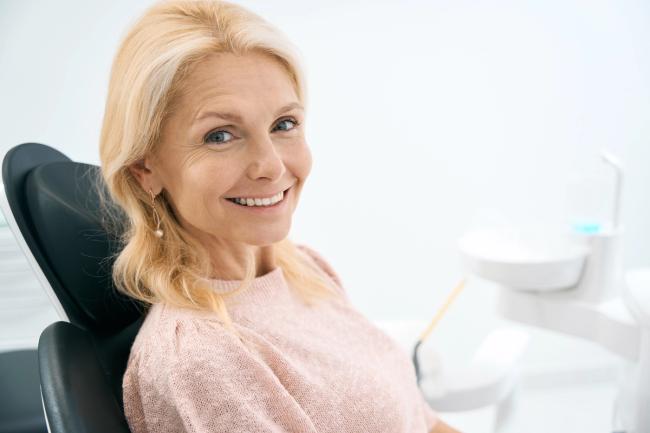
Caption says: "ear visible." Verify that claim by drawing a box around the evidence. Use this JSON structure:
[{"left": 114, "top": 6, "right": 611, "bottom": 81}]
[{"left": 128, "top": 156, "right": 163, "bottom": 195}]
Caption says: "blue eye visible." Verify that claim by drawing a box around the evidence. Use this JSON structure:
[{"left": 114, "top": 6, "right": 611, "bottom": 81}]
[
  {"left": 274, "top": 118, "right": 298, "bottom": 131},
  {"left": 204, "top": 130, "right": 233, "bottom": 144},
  {"left": 203, "top": 118, "right": 298, "bottom": 145}
]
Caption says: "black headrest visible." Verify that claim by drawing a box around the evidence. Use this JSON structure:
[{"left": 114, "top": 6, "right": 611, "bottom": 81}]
[{"left": 3, "top": 143, "right": 143, "bottom": 333}]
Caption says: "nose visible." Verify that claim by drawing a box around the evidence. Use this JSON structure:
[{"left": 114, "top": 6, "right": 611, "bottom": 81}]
[{"left": 245, "top": 135, "right": 286, "bottom": 182}]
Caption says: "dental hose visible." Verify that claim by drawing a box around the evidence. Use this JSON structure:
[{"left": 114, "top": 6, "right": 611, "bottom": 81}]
[{"left": 412, "top": 278, "right": 467, "bottom": 386}]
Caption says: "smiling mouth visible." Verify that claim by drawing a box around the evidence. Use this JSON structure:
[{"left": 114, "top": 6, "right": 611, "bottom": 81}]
[{"left": 225, "top": 188, "right": 289, "bottom": 207}]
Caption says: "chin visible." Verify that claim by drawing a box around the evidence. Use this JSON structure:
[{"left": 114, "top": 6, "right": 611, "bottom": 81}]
[{"left": 243, "top": 226, "right": 291, "bottom": 247}]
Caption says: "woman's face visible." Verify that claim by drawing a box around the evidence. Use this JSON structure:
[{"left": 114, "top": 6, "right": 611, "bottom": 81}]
[{"left": 131, "top": 51, "right": 311, "bottom": 250}]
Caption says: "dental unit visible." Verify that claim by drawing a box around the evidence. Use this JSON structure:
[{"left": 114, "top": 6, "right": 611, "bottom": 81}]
[{"left": 457, "top": 150, "right": 648, "bottom": 432}]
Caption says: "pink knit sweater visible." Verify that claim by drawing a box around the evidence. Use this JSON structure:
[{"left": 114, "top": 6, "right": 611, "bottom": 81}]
[{"left": 122, "top": 245, "right": 439, "bottom": 432}]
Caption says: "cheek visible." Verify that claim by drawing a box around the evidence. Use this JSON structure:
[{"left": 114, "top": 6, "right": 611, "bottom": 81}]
[
  {"left": 287, "top": 142, "right": 312, "bottom": 181},
  {"left": 165, "top": 159, "right": 236, "bottom": 213}
]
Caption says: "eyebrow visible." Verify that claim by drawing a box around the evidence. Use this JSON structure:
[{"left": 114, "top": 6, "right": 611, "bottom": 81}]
[{"left": 193, "top": 101, "right": 304, "bottom": 123}]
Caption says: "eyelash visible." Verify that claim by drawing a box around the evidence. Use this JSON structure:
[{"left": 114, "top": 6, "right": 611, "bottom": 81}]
[{"left": 203, "top": 117, "right": 300, "bottom": 145}]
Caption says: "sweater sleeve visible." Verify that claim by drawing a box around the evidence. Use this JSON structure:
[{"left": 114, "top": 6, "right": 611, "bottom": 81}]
[
  {"left": 418, "top": 389, "right": 440, "bottom": 432},
  {"left": 124, "top": 318, "right": 318, "bottom": 433},
  {"left": 296, "top": 244, "right": 439, "bottom": 431}
]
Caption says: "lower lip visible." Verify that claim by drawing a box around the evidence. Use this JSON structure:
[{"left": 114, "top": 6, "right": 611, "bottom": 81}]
[{"left": 224, "top": 187, "right": 291, "bottom": 214}]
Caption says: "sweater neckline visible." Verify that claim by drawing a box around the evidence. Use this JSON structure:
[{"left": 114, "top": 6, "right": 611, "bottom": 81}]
[{"left": 207, "top": 266, "right": 287, "bottom": 297}]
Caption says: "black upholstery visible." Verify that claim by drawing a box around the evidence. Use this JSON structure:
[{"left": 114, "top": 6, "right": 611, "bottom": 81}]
[
  {"left": 3, "top": 143, "right": 142, "bottom": 332},
  {"left": 2, "top": 143, "right": 145, "bottom": 433},
  {"left": 38, "top": 323, "right": 135, "bottom": 433},
  {"left": 0, "top": 350, "right": 46, "bottom": 433}
]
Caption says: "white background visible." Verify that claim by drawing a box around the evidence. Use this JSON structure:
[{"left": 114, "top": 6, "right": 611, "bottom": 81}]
[{"left": 1, "top": 1, "right": 649, "bottom": 431}]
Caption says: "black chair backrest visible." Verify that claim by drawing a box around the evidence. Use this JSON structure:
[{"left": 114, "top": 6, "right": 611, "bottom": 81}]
[
  {"left": 2, "top": 142, "right": 145, "bottom": 433},
  {"left": 2, "top": 142, "right": 142, "bottom": 332}
]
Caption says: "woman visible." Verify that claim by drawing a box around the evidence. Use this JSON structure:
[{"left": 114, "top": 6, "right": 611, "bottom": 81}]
[{"left": 99, "top": 0, "right": 460, "bottom": 432}]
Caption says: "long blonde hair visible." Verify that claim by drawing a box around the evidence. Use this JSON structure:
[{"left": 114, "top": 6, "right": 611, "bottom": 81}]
[{"left": 98, "top": 0, "right": 339, "bottom": 340}]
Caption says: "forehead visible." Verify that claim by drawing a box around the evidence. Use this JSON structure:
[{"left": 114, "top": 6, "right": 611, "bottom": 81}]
[{"left": 178, "top": 51, "right": 298, "bottom": 113}]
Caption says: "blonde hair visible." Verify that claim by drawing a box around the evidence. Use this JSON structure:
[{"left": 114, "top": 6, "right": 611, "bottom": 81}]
[{"left": 98, "top": 0, "right": 338, "bottom": 341}]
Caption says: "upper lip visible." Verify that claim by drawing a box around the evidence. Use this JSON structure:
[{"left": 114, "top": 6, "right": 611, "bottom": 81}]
[{"left": 225, "top": 185, "right": 292, "bottom": 199}]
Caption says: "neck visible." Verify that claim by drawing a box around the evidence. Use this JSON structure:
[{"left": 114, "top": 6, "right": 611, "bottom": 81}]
[{"left": 205, "top": 241, "right": 277, "bottom": 280}]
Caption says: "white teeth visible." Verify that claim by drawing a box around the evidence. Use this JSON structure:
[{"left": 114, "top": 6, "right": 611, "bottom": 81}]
[{"left": 230, "top": 190, "right": 285, "bottom": 207}]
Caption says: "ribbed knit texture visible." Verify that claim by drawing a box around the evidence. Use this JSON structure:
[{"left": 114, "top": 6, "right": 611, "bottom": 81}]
[{"left": 122, "top": 245, "right": 439, "bottom": 433}]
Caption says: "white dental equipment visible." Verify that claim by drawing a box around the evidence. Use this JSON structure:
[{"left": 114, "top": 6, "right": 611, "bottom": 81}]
[
  {"left": 376, "top": 276, "right": 530, "bottom": 433},
  {"left": 458, "top": 150, "right": 649, "bottom": 433}
]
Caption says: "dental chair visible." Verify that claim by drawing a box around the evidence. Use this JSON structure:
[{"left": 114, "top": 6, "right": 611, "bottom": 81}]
[
  {"left": 0, "top": 349, "right": 45, "bottom": 433},
  {"left": 2, "top": 142, "right": 144, "bottom": 433}
]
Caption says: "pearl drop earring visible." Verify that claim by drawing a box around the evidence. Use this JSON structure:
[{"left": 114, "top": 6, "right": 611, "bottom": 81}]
[{"left": 148, "top": 189, "right": 163, "bottom": 238}]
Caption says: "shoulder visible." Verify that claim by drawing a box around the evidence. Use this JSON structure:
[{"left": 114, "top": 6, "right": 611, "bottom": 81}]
[
  {"left": 123, "top": 303, "right": 265, "bottom": 415},
  {"left": 121, "top": 305, "right": 304, "bottom": 432},
  {"left": 295, "top": 243, "right": 344, "bottom": 289},
  {"left": 124, "top": 303, "right": 245, "bottom": 387}
]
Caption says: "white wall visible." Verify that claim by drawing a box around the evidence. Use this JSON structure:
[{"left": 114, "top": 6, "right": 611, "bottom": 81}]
[{"left": 2, "top": 1, "right": 650, "bottom": 421}]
